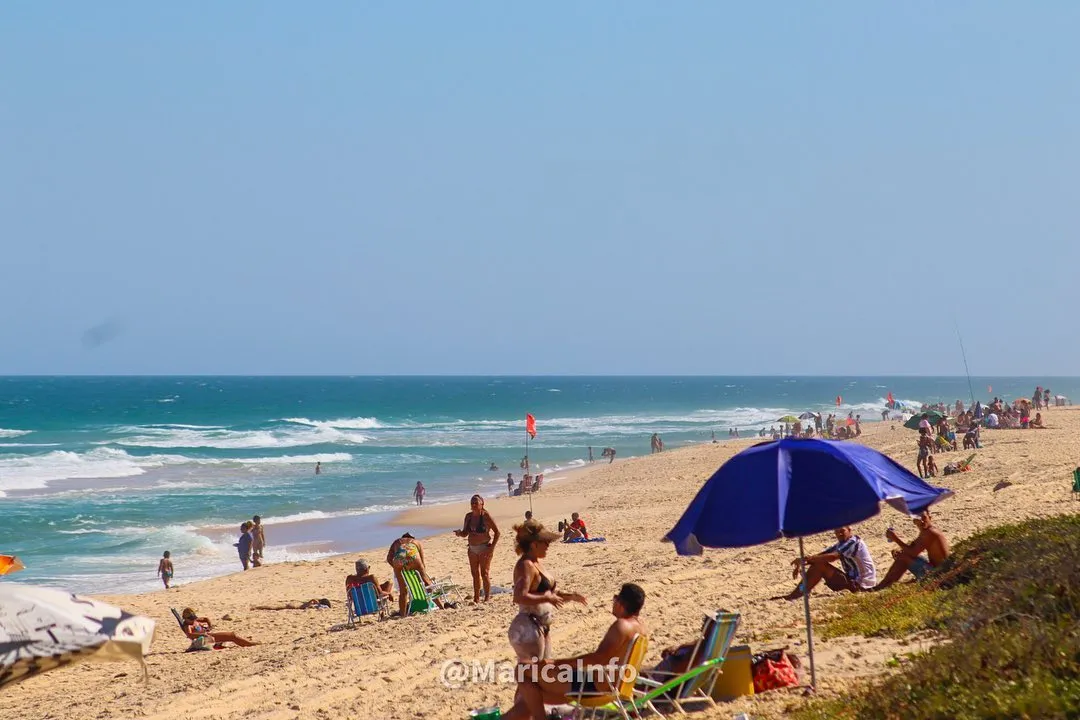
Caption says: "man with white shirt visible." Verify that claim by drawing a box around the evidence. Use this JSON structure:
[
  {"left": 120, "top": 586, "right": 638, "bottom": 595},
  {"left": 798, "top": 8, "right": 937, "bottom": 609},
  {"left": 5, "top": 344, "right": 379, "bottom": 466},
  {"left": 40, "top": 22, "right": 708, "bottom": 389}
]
[{"left": 775, "top": 526, "right": 877, "bottom": 600}]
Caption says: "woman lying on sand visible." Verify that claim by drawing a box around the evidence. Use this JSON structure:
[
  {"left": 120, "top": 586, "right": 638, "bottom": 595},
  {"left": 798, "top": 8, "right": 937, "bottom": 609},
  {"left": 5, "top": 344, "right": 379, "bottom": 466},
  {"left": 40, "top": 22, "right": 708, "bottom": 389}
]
[
  {"left": 509, "top": 520, "right": 587, "bottom": 663},
  {"left": 251, "top": 599, "right": 332, "bottom": 610},
  {"left": 180, "top": 607, "right": 258, "bottom": 647}
]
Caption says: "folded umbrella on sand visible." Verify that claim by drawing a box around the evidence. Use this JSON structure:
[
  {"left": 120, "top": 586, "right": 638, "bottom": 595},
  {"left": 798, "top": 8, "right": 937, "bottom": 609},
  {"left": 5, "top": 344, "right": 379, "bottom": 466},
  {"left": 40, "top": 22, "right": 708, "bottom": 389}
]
[
  {"left": 0, "top": 584, "right": 156, "bottom": 689},
  {"left": 0, "top": 555, "right": 25, "bottom": 576}
]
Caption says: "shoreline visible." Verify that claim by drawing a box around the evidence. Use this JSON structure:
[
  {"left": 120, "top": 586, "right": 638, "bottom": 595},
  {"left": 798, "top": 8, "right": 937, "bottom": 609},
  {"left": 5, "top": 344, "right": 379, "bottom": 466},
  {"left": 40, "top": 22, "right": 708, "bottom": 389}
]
[{"left": 8, "top": 409, "right": 1080, "bottom": 719}]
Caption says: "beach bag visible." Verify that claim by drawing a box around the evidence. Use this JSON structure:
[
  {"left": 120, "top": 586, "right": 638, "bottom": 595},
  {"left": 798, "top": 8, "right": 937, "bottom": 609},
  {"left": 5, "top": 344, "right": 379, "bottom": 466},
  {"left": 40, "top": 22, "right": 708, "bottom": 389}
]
[
  {"left": 187, "top": 635, "right": 214, "bottom": 652},
  {"left": 752, "top": 649, "right": 799, "bottom": 692}
]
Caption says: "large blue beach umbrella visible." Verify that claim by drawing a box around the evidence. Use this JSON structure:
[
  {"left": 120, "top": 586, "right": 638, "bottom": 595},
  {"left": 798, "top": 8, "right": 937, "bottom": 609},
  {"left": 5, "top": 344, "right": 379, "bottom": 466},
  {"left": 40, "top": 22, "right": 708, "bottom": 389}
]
[{"left": 664, "top": 438, "right": 952, "bottom": 688}]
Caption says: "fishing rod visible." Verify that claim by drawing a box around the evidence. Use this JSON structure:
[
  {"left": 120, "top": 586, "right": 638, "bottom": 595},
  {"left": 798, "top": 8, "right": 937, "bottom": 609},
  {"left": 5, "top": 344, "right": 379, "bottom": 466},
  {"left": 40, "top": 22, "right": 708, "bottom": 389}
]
[{"left": 954, "top": 320, "right": 977, "bottom": 409}]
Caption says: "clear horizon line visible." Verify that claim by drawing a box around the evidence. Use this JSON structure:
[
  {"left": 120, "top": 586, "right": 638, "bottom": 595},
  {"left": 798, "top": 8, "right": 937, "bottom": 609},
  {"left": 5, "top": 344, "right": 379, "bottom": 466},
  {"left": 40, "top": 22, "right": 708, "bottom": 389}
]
[{"left": 0, "top": 373, "right": 1071, "bottom": 379}]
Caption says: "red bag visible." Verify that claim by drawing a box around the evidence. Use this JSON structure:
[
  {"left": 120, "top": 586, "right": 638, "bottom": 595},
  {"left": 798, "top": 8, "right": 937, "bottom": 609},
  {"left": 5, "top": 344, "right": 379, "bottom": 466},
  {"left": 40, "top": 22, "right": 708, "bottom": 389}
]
[{"left": 752, "top": 651, "right": 800, "bottom": 693}]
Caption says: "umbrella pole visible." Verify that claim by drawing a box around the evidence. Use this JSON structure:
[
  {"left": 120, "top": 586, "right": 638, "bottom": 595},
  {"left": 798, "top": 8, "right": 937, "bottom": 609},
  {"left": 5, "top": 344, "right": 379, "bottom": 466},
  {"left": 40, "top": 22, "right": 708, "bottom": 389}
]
[{"left": 798, "top": 537, "right": 817, "bottom": 690}]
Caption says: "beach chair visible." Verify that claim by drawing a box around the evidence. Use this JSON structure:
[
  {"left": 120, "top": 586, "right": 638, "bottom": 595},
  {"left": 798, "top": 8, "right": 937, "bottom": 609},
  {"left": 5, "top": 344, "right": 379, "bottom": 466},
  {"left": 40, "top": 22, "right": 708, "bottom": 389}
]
[
  {"left": 569, "top": 634, "right": 650, "bottom": 719},
  {"left": 401, "top": 569, "right": 453, "bottom": 615},
  {"left": 346, "top": 581, "right": 388, "bottom": 625},
  {"left": 628, "top": 611, "right": 740, "bottom": 715},
  {"left": 170, "top": 607, "right": 222, "bottom": 652}
]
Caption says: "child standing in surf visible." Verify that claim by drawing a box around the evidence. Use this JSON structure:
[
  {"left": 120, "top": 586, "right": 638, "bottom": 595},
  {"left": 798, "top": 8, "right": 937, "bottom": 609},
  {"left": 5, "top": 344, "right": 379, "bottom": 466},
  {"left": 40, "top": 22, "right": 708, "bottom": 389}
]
[{"left": 157, "top": 550, "right": 174, "bottom": 589}]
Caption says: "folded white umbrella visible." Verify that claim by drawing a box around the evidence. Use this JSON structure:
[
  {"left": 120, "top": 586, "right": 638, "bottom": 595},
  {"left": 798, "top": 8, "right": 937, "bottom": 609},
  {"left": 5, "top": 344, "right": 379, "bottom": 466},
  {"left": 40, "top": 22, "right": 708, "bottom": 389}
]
[{"left": 0, "top": 584, "right": 156, "bottom": 689}]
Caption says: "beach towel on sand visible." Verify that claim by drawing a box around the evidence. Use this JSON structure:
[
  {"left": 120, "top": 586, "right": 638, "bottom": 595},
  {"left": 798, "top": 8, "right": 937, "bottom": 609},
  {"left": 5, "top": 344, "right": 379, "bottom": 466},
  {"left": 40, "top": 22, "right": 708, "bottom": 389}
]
[{"left": 564, "top": 537, "right": 606, "bottom": 544}]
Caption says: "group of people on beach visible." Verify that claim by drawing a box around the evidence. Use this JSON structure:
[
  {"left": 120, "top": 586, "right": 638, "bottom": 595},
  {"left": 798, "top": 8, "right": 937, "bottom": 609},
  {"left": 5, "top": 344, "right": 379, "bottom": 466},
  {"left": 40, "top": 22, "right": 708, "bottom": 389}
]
[
  {"left": 235, "top": 515, "right": 266, "bottom": 570},
  {"left": 771, "top": 509, "right": 951, "bottom": 601},
  {"left": 155, "top": 513, "right": 267, "bottom": 589}
]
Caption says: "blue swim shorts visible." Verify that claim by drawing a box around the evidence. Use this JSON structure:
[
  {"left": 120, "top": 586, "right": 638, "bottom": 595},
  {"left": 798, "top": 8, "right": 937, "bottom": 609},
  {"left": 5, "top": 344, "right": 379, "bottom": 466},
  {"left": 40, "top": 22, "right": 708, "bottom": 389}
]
[{"left": 908, "top": 555, "right": 932, "bottom": 580}]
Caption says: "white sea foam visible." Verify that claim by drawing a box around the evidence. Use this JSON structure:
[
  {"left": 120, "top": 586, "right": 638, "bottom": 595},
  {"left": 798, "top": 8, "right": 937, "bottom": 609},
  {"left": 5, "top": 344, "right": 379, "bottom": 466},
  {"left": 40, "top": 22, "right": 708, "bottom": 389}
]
[
  {"left": 281, "top": 416, "right": 383, "bottom": 430},
  {"left": 113, "top": 424, "right": 369, "bottom": 449},
  {"left": 252, "top": 503, "right": 410, "bottom": 525},
  {"left": 0, "top": 448, "right": 357, "bottom": 495},
  {"left": 0, "top": 448, "right": 158, "bottom": 494},
  {"left": 0, "top": 428, "right": 30, "bottom": 438}
]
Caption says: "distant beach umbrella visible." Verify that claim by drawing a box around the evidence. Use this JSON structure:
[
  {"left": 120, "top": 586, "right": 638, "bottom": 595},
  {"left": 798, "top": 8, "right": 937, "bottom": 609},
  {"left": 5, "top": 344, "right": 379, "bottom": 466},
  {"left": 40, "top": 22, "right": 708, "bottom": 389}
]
[
  {"left": 777, "top": 415, "right": 799, "bottom": 423},
  {"left": 902, "top": 410, "right": 946, "bottom": 430},
  {"left": 0, "top": 555, "right": 25, "bottom": 576},
  {"left": 664, "top": 438, "right": 952, "bottom": 689},
  {"left": 797, "top": 412, "right": 817, "bottom": 420},
  {"left": 0, "top": 584, "right": 156, "bottom": 689}
]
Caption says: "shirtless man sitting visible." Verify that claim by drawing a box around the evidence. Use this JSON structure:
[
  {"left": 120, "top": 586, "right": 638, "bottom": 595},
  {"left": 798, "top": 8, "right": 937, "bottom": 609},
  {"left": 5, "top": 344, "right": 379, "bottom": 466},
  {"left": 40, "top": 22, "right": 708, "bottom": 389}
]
[
  {"left": 872, "top": 509, "right": 950, "bottom": 591},
  {"left": 502, "top": 583, "right": 646, "bottom": 720},
  {"left": 345, "top": 559, "right": 393, "bottom": 603}
]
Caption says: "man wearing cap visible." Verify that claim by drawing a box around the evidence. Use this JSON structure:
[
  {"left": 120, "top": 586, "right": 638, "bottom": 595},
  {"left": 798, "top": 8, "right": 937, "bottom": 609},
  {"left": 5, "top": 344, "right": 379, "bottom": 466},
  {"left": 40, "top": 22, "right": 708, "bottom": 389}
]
[{"left": 345, "top": 558, "right": 393, "bottom": 603}]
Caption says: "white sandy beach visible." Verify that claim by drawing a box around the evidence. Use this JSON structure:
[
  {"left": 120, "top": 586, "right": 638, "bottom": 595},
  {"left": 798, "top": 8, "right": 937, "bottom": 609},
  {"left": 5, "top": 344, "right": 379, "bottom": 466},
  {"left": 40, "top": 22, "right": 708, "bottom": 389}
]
[{"left": 4, "top": 410, "right": 1079, "bottom": 720}]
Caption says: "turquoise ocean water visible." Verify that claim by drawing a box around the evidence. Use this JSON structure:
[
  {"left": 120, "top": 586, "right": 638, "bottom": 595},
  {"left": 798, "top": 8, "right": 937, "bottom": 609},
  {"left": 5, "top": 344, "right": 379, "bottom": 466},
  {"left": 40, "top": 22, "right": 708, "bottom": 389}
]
[{"left": 2, "top": 376, "right": 1073, "bottom": 594}]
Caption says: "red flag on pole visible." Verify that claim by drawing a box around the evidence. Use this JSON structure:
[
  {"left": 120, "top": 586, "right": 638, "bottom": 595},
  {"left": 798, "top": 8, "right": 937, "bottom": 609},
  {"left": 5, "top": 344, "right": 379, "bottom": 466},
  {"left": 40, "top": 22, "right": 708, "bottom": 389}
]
[
  {"left": 886, "top": 391, "right": 894, "bottom": 405},
  {"left": 526, "top": 413, "right": 536, "bottom": 439}
]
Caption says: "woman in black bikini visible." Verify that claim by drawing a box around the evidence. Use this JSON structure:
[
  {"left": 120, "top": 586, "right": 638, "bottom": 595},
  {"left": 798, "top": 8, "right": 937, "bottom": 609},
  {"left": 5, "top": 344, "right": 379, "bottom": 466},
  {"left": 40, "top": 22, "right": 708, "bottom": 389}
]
[
  {"left": 454, "top": 494, "right": 500, "bottom": 603},
  {"left": 508, "top": 519, "right": 586, "bottom": 663}
]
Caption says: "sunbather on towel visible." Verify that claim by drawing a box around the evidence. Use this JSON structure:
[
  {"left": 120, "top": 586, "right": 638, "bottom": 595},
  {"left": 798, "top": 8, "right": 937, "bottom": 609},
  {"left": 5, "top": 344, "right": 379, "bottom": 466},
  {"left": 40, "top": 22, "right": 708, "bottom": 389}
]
[
  {"left": 562, "top": 512, "right": 589, "bottom": 541},
  {"left": 180, "top": 607, "right": 258, "bottom": 647},
  {"left": 503, "top": 583, "right": 646, "bottom": 720}
]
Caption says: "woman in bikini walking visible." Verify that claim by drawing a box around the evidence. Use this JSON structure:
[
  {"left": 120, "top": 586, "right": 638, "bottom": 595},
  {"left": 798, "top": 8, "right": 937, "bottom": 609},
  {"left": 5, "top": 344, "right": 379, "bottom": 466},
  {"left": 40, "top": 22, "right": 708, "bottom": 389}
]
[
  {"left": 455, "top": 494, "right": 500, "bottom": 603},
  {"left": 508, "top": 519, "right": 587, "bottom": 664}
]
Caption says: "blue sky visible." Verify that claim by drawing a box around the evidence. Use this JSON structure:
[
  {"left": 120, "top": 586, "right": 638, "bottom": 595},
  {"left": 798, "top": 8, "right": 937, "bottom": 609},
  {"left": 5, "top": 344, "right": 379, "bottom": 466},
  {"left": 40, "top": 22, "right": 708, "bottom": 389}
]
[{"left": 2, "top": 3, "right": 1078, "bottom": 375}]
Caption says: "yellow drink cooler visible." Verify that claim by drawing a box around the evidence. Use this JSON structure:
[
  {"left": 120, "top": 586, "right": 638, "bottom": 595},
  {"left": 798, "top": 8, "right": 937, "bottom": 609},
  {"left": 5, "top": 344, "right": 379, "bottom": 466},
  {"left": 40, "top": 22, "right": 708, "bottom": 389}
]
[{"left": 711, "top": 644, "right": 755, "bottom": 700}]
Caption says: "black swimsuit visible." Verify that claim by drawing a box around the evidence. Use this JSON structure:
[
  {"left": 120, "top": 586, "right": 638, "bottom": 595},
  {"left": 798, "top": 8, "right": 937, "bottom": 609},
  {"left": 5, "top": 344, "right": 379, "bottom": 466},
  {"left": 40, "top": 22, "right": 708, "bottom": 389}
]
[
  {"left": 536, "top": 572, "right": 554, "bottom": 594},
  {"left": 530, "top": 572, "right": 556, "bottom": 635},
  {"left": 464, "top": 512, "right": 488, "bottom": 534}
]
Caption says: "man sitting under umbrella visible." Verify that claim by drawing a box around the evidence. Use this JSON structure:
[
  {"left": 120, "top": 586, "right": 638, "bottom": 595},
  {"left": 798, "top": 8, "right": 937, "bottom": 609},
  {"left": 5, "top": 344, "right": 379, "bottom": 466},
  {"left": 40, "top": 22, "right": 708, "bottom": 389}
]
[{"left": 773, "top": 526, "right": 877, "bottom": 601}]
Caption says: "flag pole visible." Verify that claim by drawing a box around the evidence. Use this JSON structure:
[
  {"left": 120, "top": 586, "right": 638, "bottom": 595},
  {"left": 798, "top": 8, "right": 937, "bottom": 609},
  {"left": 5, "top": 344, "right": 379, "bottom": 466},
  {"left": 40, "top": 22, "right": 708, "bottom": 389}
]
[{"left": 525, "top": 418, "right": 532, "bottom": 513}]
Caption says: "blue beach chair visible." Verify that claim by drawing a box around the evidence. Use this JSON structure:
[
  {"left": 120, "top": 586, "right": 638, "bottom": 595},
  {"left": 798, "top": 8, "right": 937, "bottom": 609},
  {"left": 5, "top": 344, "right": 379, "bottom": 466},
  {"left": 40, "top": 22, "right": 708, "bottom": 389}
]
[{"left": 346, "top": 581, "right": 388, "bottom": 625}]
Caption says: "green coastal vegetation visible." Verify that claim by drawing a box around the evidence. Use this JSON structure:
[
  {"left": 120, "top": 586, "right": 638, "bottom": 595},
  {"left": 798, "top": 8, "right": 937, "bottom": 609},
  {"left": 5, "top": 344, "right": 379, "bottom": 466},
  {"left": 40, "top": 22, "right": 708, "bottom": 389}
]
[{"left": 794, "top": 514, "right": 1080, "bottom": 720}]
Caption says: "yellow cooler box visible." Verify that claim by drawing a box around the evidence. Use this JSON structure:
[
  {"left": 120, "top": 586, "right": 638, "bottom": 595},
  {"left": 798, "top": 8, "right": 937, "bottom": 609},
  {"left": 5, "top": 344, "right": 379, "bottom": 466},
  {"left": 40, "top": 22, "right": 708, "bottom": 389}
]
[{"left": 711, "top": 644, "right": 754, "bottom": 700}]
